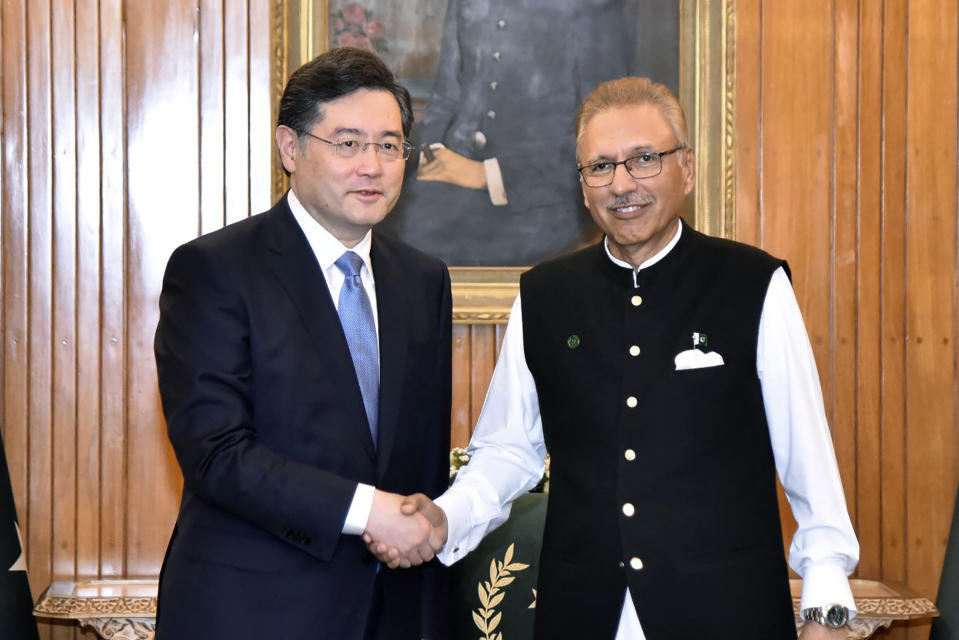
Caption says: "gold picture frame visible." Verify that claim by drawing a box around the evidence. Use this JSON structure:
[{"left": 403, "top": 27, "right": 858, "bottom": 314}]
[{"left": 270, "top": 0, "right": 736, "bottom": 323}]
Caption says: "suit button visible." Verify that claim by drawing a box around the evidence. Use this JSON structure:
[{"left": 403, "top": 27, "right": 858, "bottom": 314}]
[
  {"left": 471, "top": 131, "right": 487, "bottom": 150},
  {"left": 490, "top": 81, "right": 499, "bottom": 90},
  {"left": 622, "top": 503, "right": 635, "bottom": 517},
  {"left": 624, "top": 449, "right": 636, "bottom": 461},
  {"left": 626, "top": 396, "right": 638, "bottom": 408},
  {"left": 497, "top": 19, "right": 507, "bottom": 29},
  {"left": 487, "top": 110, "right": 497, "bottom": 120},
  {"left": 492, "top": 51, "right": 501, "bottom": 61},
  {"left": 618, "top": 561, "right": 625, "bottom": 568},
  {"left": 630, "top": 557, "right": 644, "bottom": 570},
  {"left": 631, "top": 295, "right": 643, "bottom": 306},
  {"left": 629, "top": 345, "right": 640, "bottom": 356}
]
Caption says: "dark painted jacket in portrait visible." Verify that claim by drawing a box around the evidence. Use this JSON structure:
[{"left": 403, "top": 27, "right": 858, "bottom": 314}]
[{"left": 379, "top": 0, "right": 631, "bottom": 266}]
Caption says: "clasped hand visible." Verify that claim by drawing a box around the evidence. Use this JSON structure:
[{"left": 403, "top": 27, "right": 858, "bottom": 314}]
[
  {"left": 416, "top": 147, "right": 487, "bottom": 190},
  {"left": 362, "top": 491, "right": 448, "bottom": 569}
]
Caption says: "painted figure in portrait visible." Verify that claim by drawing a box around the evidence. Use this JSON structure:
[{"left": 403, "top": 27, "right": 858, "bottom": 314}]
[{"left": 332, "top": 0, "right": 679, "bottom": 266}]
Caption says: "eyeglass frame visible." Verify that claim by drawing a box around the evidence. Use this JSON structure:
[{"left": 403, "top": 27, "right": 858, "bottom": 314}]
[
  {"left": 303, "top": 131, "right": 414, "bottom": 161},
  {"left": 577, "top": 145, "right": 687, "bottom": 187}
]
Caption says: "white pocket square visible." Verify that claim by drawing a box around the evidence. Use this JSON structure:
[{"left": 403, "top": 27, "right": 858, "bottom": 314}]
[{"left": 674, "top": 348, "right": 725, "bottom": 371}]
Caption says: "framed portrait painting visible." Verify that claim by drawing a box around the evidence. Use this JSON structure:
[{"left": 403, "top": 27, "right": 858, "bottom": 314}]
[{"left": 271, "top": 0, "right": 736, "bottom": 322}]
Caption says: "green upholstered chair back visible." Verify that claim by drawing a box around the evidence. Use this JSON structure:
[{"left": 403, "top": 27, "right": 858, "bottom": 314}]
[{"left": 450, "top": 493, "right": 547, "bottom": 640}]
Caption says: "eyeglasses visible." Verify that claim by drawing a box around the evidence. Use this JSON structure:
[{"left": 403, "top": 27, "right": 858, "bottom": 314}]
[
  {"left": 304, "top": 132, "right": 413, "bottom": 161},
  {"left": 577, "top": 145, "right": 686, "bottom": 187}
]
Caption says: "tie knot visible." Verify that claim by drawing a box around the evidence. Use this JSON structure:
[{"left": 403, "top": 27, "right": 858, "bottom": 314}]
[{"left": 335, "top": 251, "right": 365, "bottom": 278}]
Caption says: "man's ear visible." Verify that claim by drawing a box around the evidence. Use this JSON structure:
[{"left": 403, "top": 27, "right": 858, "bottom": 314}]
[
  {"left": 275, "top": 125, "right": 300, "bottom": 175},
  {"left": 680, "top": 147, "right": 696, "bottom": 196},
  {"left": 579, "top": 174, "right": 591, "bottom": 208}
]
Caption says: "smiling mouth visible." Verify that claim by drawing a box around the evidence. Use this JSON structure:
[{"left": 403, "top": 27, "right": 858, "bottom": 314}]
[{"left": 609, "top": 201, "right": 652, "bottom": 215}]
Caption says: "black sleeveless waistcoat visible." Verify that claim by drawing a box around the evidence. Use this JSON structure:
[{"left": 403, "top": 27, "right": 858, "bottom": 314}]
[{"left": 521, "top": 223, "right": 797, "bottom": 639}]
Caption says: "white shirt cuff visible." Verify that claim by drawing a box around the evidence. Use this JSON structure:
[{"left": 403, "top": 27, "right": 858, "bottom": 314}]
[
  {"left": 341, "top": 482, "right": 375, "bottom": 535},
  {"left": 799, "top": 560, "right": 858, "bottom": 618},
  {"left": 434, "top": 488, "right": 475, "bottom": 565},
  {"left": 484, "top": 158, "right": 508, "bottom": 206}
]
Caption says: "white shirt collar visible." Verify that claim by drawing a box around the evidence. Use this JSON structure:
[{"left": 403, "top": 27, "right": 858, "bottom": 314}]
[{"left": 287, "top": 190, "right": 373, "bottom": 276}]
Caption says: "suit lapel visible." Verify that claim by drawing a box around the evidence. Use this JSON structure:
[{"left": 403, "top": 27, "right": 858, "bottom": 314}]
[
  {"left": 370, "top": 234, "right": 409, "bottom": 478},
  {"left": 261, "top": 199, "right": 377, "bottom": 460}
]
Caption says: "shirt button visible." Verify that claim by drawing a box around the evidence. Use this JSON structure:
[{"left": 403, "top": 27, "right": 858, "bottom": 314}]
[
  {"left": 628, "top": 345, "right": 640, "bottom": 356},
  {"left": 490, "top": 81, "right": 499, "bottom": 90},
  {"left": 492, "top": 51, "right": 502, "bottom": 61},
  {"left": 624, "top": 449, "right": 636, "bottom": 461},
  {"left": 487, "top": 110, "right": 497, "bottom": 119},
  {"left": 626, "top": 396, "right": 638, "bottom": 408},
  {"left": 622, "top": 503, "right": 635, "bottom": 517},
  {"left": 497, "top": 19, "right": 507, "bottom": 29},
  {"left": 630, "top": 557, "right": 644, "bottom": 570},
  {"left": 631, "top": 295, "right": 643, "bottom": 306}
]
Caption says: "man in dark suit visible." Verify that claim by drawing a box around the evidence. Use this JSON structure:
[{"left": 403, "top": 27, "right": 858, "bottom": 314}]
[{"left": 153, "top": 47, "right": 451, "bottom": 640}]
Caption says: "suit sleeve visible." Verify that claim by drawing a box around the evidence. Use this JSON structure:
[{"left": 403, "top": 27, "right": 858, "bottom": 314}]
[
  {"left": 426, "top": 266, "right": 453, "bottom": 499},
  {"left": 154, "top": 241, "right": 357, "bottom": 562}
]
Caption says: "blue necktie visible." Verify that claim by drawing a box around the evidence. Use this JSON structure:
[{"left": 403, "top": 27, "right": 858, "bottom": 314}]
[{"left": 334, "top": 251, "right": 379, "bottom": 448}]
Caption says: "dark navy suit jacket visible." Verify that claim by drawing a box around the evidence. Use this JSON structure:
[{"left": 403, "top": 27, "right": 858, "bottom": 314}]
[{"left": 153, "top": 196, "right": 452, "bottom": 639}]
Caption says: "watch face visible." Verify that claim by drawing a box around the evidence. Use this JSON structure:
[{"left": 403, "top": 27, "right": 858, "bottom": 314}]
[{"left": 825, "top": 605, "right": 848, "bottom": 627}]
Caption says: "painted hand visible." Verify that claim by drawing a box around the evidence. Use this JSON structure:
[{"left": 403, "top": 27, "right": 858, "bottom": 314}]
[{"left": 416, "top": 147, "right": 487, "bottom": 190}]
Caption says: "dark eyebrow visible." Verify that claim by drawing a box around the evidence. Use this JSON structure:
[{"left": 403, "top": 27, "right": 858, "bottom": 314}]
[{"left": 329, "top": 126, "right": 402, "bottom": 140}]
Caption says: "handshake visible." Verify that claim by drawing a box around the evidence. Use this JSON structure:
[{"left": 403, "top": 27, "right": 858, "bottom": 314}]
[{"left": 362, "top": 490, "right": 448, "bottom": 569}]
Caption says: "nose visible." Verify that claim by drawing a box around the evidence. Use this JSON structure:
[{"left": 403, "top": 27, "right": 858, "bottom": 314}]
[
  {"left": 355, "top": 144, "right": 384, "bottom": 175},
  {"left": 609, "top": 162, "right": 637, "bottom": 194}
]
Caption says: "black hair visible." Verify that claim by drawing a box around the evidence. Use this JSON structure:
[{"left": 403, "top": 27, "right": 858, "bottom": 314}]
[{"left": 277, "top": 47, "right": 413, "bottom": 140}]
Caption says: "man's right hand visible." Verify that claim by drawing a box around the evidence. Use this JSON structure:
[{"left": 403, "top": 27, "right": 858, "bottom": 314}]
[
  {"left": 363, "top": 492, "right": 448, "bottom": 569},
  {"left": 363, "top": 490, "right": 434, "bottom": 569}
]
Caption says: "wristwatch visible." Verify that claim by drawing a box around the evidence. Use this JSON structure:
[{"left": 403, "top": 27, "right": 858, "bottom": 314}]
[{"left": 801, "top": 604, "right": 849, "bottom": 629}]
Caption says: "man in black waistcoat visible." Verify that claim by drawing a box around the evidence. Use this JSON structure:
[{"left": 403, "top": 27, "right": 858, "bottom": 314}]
[{"left": 369, "top": 77, "right": 860, "bottom": 639}]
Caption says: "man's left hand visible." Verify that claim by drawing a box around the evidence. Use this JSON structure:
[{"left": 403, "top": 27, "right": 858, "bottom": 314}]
[
  {"left": 799, "top": 622, "right": 848, "bottom": 639},
  {"left": 417, "top": 147, "right": 487, "bottom": 190}
]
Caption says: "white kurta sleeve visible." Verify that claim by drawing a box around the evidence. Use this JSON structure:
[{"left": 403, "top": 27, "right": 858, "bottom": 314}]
[
  {"left": 435, "top": 294, "right": 547, "bottom": 565},
  {"left": 758, "top": 267, "right": 860, "bottom": 614}
]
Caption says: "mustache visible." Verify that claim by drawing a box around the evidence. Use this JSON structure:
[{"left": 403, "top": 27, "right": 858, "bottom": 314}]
[{"left": 606, "top": 195, "right": 654, "bottom": 209}]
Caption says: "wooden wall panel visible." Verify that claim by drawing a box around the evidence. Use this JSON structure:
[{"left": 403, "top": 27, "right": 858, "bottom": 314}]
[
  {"left": 0, "top": 0, "right": 271, "bottom": 636},
  {"left": 99, "top": 0, "right": 129, "bottom": 581},
  {"left": 25, "top": 0, "right": 56, "bottom": 618},
  {"left": 855, "top": 0, "right": 883, "bottom": 582},
  {"left": 904, "top": 0, "right": 958, "bottom": 611},
  {"left": 75, "top": 0, "right": 103, "bottom": 582},
  {"left": 879, "top": 0, "right": 909, "bottom": 605},
  {"left": 734, "top": 1, "right": 959, "bottom": 637}
]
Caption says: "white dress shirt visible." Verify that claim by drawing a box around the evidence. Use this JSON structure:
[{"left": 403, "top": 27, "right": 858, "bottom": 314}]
[
  {"left": 287, "top": 190, "right": 378, "bottom": 535},
  {"left": 435, "top": 220, "right": 860, "bottom": 638}
]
